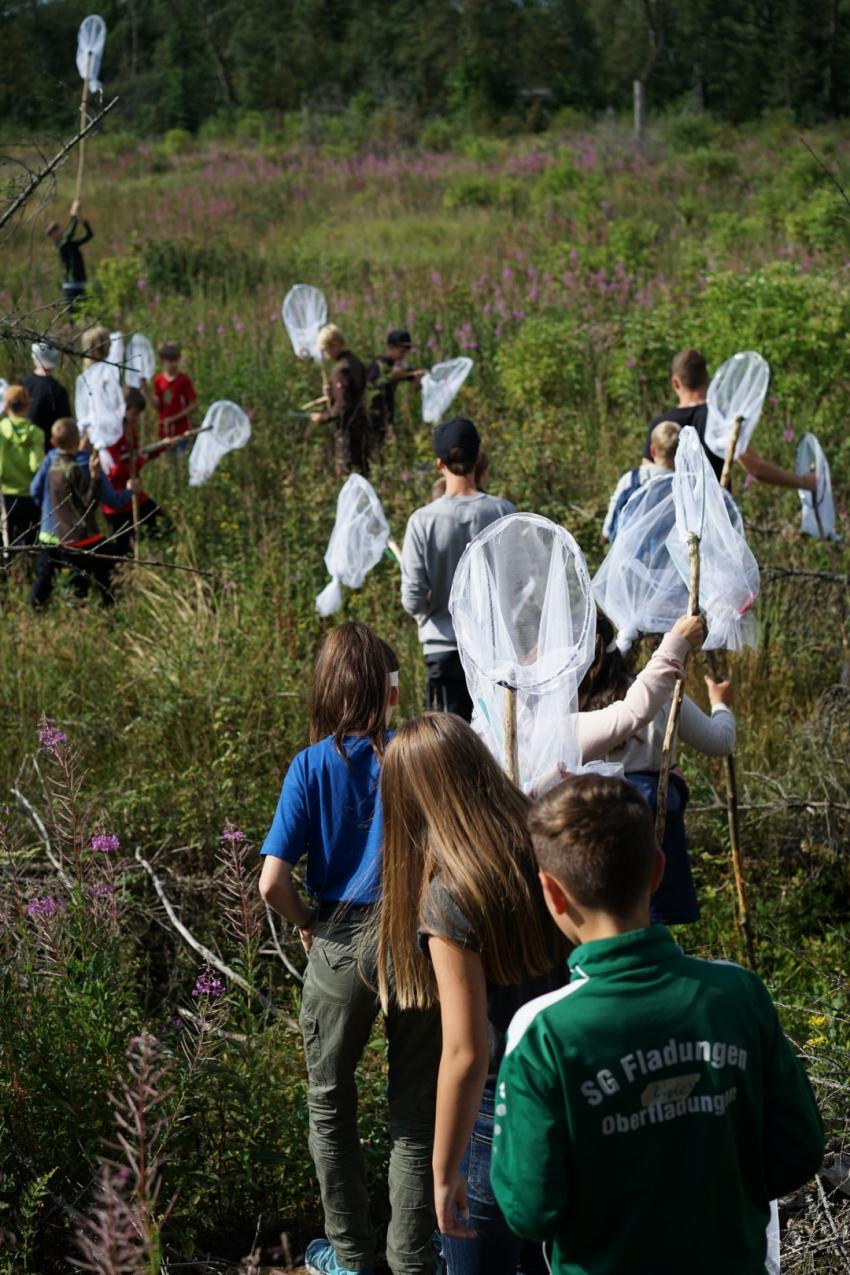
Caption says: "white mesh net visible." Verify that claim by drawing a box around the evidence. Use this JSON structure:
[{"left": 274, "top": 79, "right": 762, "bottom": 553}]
[
  {"left": 667, "top": 427, "right": 760, "bottom": 651},
  {"left": 75, "top": 361, "right": 124, "bottom": 449},
  {"left": 281, "top": 285, "right": 328, "bottom": 364},
  {"left": 705, "top": 351, "right": 770, "bottom": 461},
  {"left": 0, "top": 379, "right": 7, "bottom": 403},
  {"left": 592, "top": 475, "right": 687, "bottom": 653},
  {"left": 796, "top": 432, "right": 836, "bottom": 540},
  {"left": 421, "top": 357, "right": 473, "bottom": 424},
  {"left": 316, "top": 475, "right": 390, "bottom": 616},
  {"left": 450, "top": 513, "right": 596, "bottom": 792},
  {"left": 108, "top": 331, "right": 124, "bottom": 370},
  {"left": 125, "top": 333, "right": 155, "bottom": 387},
  {"left": 77, "top": 15, "right": 106, "bottom": 93},
  {"left": 188, "top": 401, "right": 251, "bottom": 487}
]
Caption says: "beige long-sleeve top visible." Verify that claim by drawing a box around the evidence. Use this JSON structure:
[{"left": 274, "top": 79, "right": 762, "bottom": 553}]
[{"left": 577, "top": 631, "right": 735, "bottom": 767}]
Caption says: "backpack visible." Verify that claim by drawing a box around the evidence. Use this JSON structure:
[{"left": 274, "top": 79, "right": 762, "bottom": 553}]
[{"left": 609, "top": 468, "right": 641, "bottom": 542}]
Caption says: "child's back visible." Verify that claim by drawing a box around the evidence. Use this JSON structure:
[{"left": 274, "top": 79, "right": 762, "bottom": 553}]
[
  {"left": 495, "top": 931, "right": 823, "bottom": 1273},
  {"left": 492, "top": 776, "right": 824, "bottom": 1275}
]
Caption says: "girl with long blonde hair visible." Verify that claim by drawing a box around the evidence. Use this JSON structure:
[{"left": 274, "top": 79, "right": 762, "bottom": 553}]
[{"left": 378, "top": 712, "right": 563, "bottom": 1275}]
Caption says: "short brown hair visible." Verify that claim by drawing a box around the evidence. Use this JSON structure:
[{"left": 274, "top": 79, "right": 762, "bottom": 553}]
[
  {"left": 123, "top": 387, "right": 147, "bottom": 412},
  {"left": 671, "top": 348, "right": 708, "bottom": 392},
  {"left": 52, "top": 417, "right": 80, "bottom": 450},
  {"left": 309, "top": 621, "right": 398, "bottom": 760},
  {"left": 81, "top": 325, "right": 111, "bottom": 365},
  {"left": 650, "top": 420, "right": 681, "bottom": 463},
  {"left": 158, "top": 341, "right": 181, "bottom": 361},
  {"left": 529, "top": 775, "right": 656, "bottom": 916},
  {"left": 4, "top": 384, "right": 31, "bottom": 415}
]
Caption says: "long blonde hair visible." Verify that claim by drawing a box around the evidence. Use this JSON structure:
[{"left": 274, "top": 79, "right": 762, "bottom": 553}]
[
  {"left": 81, "top": 325, "right": 111, "bottom": 368},
  {"left": 377, "top": 713, "right": 560, "bottom": 1011}
]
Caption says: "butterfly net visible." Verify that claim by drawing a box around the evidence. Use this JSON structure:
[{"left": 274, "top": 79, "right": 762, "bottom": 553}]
[
  {"left": 75, "top": 361, "right": 123, "bottom": 449},
  {"left": 316, "top": 475, "right": 390, "bottom": 616},
  {"left": 125, "top": 333, "right": 155, "bottom": 387},
  {"left": 188, "top": 401, "right": 251, "bottom": 487},
  {"left": 450, "top": 513, "right": 596, "bottom": 792},
  {"left": 796, "top": 433, "right": 836, "bottom": 540},
  {"left": 282, "top": 285, "right": 328, "bottom": 363},
  {"left": 592, "top": 475, "right": 688, "bottom": 653},
  {"left": 77, "top": 15, "right": 106, "bottom": 93},
  {"left": 704, "top": 351, "right": 769, "bottom": 461},
  {"left": 421, "top": 357, "right": 473, "bottom": 424},
  {"left": 667, "top": 427, "right": 759, "bottom": 651},
  {"left": 108, "top": 331, "right": 124, "bottom": 370}
]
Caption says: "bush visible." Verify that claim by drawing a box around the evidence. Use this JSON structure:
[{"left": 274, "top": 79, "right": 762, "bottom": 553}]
[
  {"left": 664, "top": 111, "right": 723, "bottom": 154},
  {"left": 682, "top": 147, "right": 740, "bottom": 182},
  {"left": 442, "top": 174, "right": 526, "bottom": 212},
  {"left": 419, "top": 118, "right": 454, "bottom": 152},
  {"left": 785, "top": 188, "right": 850, "bottom": 253},
  {"left": 162, "top": 127, "right": 193, "bottom": 156},
  {"left": 139, "top": 238, "right": 268, "bottom": 296}
]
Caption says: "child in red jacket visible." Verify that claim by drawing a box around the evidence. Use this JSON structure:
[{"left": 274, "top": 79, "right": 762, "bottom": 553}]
[
  {"left": 152, "top": 340, "right": 196, "bottom": 443},
  {"left": 100, "top": 388, "right": 175, "bottom": 557}
]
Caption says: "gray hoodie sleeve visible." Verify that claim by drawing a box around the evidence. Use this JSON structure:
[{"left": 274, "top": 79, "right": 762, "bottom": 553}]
[{"left": 400, "top": 512, "right": 430, "bottom": 618}]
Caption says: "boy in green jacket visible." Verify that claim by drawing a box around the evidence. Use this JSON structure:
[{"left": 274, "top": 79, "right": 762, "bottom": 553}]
[{"left": 491, "top": 774, "right": 824, "bottom": 1275}]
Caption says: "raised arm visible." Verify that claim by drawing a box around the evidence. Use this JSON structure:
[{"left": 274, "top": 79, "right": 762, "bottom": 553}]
[
  {"left": 677, "top": 679, "right": 735, "bottom": 756},
  {"left": 738, "top": 445, "right": 815, "bottom": 492},
  {"left": 578, "top": 617, "right": 704, "bottom": 763}
]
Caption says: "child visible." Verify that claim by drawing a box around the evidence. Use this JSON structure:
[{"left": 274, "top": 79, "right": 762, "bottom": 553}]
[
  {"left": 378, "top": 713, "right": 561, "bottom": 1275},
  {"left": 29, "top": 417, "right": 136, "bottom": 607},
  {"left": 75, "top": 326, "right": 124, "bottom": 450},
  {"left": 258, "top": 622, "right": 440, "bottom": 1275},
  {"left": 22, "top": 342, "right": 71, "bottom": 454},
  {"left": 152, "top": 341, "right": 196, "bottom": 443},
  {"left": 601, "top": 421, "right": 679, "bottom": 544},
  {"left": 101, "top": 388, "right": 174, "bottom": 557},
  {"left": 578, "top": 611, "right": 734, "bottom": 925},
  {"left": 492, "top": 774, "right": 825, "bottom": 1274},
  {"left": 0, "top": 385, "right": 44, "bottom": 553}
]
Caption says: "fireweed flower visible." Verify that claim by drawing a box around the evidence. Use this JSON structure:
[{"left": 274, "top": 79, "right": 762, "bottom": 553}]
[
  {"left": 90, "top": 882, "right": 114, "bottom": 898},
  {"left": 91, "top": 833, "right": 120, "bottom": 853},
  {"left": 783, "top": 428, "right": 795, "bottom": 443},
  {"left": 26, "top": 896, "right": 59, "bottom": 918},
  {"left": 221, "top": 825, "right": 245, "bottom": 843},
  {"left": 37, "top": 719, "right": 66, "bottom": 754},
  {"left": 192, "top": 972, "right": 225, "bottom": 999}
]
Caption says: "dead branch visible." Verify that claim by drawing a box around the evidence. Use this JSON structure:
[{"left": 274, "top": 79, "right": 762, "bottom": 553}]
[
  {"left": 265, "top": 902, "right": 305, "bottom": 985},
  {"left": 0, "top": 97, "right": 119, "bottom": 234},
  {"left": 134, "top": 849, "right": 298, "bottom": 1030},
  {"left": 10, "top": 784, "right": 74, "bottom": 891}
]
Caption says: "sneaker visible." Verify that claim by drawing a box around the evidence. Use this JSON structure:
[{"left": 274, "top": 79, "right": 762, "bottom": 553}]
[{"left": 303, "top": 1238, "right": 375, "bottom": 1275}]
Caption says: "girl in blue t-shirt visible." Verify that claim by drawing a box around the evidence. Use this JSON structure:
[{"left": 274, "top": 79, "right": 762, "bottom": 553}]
[{"left": 259, "top": 621, "right": 441, "bottom": 1275}]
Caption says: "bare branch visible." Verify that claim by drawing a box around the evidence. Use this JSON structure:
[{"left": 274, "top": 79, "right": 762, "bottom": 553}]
[
  {"left": 0, "top": 97, "right": 119, "bottom": 234},
  {"left": 10, "top": 784, "right": 74, "bottom": 890},
  {"left": 264, "top": 902, "right": 305, "bottom": 985}
]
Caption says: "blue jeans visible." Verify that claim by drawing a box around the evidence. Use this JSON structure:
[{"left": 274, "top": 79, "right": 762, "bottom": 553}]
[{"left": 440, "top": 1088, "right": 548, "bottom": 1275}]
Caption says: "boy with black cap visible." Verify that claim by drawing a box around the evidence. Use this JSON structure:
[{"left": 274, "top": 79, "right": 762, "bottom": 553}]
[
  {"left": 401, "top": 418, "right": 513, "bottom": 720},
  {"left": 491, "top": 774, "right": 825, "bottom": 1275},
  {"left": 366, "top": 329, "right": 425, "bottom": 451}
]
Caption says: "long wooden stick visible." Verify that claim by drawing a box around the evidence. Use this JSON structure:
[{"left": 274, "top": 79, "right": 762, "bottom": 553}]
[
  {"left": 656, "top": 532, "right": 700, "bottom": 847},
  {"left": 715, "top": 452, "right": 756, "bottom": 968},
  {"left": 129, "top": 437, "right": 141, "bottom": 562},
  {"left": 504, "top": 684, "right": 519, "bottom": 785},
  {"left": 74, "top": 53, "right": 92, "bottom": 201},
  {"left": 719, "top": 415, "right": 743, "bottom": 490}
]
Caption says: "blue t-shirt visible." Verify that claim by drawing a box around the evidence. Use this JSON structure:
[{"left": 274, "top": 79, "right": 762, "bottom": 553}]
[{"left": 260, "top": 734, "right": 389, "bottom": 904}]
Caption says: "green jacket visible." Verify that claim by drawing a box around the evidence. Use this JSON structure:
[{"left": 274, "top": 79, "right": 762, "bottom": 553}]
[
  {"left": 0, "top": 415, "right": 43, "bottom": 497},
  {"left": 491, "top": 927, "right": 824, "bottom": 1274}
]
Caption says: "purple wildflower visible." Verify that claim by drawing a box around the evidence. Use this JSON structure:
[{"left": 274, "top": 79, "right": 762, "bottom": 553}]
[
  {"left": 783, "top": 428, "right": 795, "bottom": 443},
  {"left": 221, "top": 826, "right": 245, "bottom": 843},
  {"left": 91, "top": 882, "right": 114, "bottom": 898},
  {"left": 626, "top": 357, "right": 637, "bottom": 369},
  {"left": 137, "top": 277, "right": 148, "bottom": 292},
  {"left": 91, "top": 833, "right": 120, "bottom": 853},
  {"left": 192, "top": 972, "right": 225, "bottom": 999},
  {"left": 27, "top": 895, "right": 59, "bottom": 918},
  {"left": 37, "top": 719, "right": 67, "bottom": 754}
]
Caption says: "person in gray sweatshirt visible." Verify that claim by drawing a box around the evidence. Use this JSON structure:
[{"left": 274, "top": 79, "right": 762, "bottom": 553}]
[{"left": 400, "top": 418, "right": 514, "bottom": 720}]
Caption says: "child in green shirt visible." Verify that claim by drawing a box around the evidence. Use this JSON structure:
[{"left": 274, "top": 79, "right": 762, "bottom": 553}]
[
  {"left": 0, "top": 384, "right": 44, "bottom": 554},
  {"left": 491, "top": 775, "right": 825, "bottom": 1275}
]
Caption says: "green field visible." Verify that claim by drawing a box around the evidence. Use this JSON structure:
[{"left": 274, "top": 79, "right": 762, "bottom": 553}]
[{"left": 1, "top": 113, "right": 848, "bottom": 1269}]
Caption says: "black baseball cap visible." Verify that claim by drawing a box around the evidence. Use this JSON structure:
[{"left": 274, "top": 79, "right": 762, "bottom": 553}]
[
  {"left": 433, "top": 418, "right": 480, "bottom": 464},
  {"left": 387, "top": 328, "right": 413, "bottom": 348}
]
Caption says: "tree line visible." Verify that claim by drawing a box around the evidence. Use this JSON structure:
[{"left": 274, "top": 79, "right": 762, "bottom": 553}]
[{"left": 3, "top": 0, "right": 850, "bottom": 136}]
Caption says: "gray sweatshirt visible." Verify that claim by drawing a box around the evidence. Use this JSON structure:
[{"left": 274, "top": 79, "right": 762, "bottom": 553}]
[{"left": 401, "top": 492, "right": 515, "bottom": 652}]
